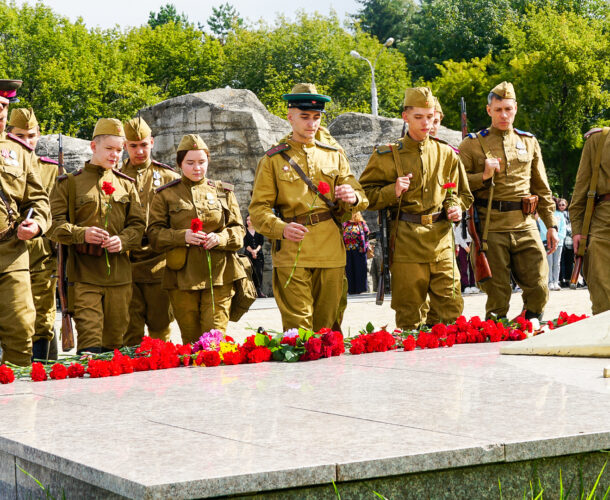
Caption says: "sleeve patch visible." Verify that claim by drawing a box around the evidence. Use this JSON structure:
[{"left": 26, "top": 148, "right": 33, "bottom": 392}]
[{"left": 265, "top": 143, "right": 290, "bottom": 157}]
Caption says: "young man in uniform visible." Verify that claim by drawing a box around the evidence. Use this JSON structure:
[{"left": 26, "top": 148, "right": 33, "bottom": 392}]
[
  {"left": 120, "top": 117, "right": 179, "bottom": 346},
  {"left": 0, "top": 79, "right": 51, "bottom": 366},
  {"left": 571, "top": 127, "right": 610, "bottom": 314},
  {"left": 360, "top": 87, "right": 472, "bottom": 330},
  {"left": 459, "top": 82, "right": 557, "bottom": 320},
  {"left": 7, "top": 107, "right": 59, "bottom": 360},
  {"left": 47, "top": 118, "right": 145, "bottom": 354},
  {"left": 249, "top": 83, "right": 368, "bottom": 332}
]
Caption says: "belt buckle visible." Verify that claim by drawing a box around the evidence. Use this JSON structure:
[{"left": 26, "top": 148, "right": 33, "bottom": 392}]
[
  {"left": 308, "top": 213, "right": 320, "bottom": 225},
  {"left": 497, "top": 201, "right": 503, "bottom": 211},
  {"left": 421, "top": 214, "right": 433, "bottom": 225}
]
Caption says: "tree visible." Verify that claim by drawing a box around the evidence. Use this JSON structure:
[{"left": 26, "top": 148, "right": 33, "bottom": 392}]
[
  {"left": 351, "top": 0, "right": 416, "bottom": 45},
  {"left": 207, "top": 3, "right": 243, "bottom": 40},
  {"left": 148, "top": 3, "right": 189, "bottom": 29}
]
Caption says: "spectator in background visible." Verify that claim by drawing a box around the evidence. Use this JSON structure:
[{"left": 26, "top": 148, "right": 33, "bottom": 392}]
[
  {"left": 244, "top": 215, "right": 266, "bottom": 298},
  {"left": 343, "top": 212, "right": 369, "bottom": 294},
  {"left": 557, "top": 199, "right": 573, "bottom": 288},
  {"left": 547, "top": 198, "right": 567, "bottom": 291},
  {"left": 454, "top": 219, "right": 478, "bottom": 294}
]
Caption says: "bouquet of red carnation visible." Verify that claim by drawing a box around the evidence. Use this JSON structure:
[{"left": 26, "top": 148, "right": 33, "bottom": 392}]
[{"left": 285, "top": 181, "right": 331, "bottom": 287}]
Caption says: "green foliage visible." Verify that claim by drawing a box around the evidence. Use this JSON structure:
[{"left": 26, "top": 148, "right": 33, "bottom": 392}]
[
  {"left": 350, "top": 0, "right": 416, "bottom": 45},
  {"left": 207, "top": 3, "right": 244, "bottom": 40},
  {"left": 148, "top": 3, "right": 189, "bottom": 29}
]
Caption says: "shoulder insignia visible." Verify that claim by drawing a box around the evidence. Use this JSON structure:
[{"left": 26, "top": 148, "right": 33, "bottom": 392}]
[
  {"left": 479, "top": 129, "right": 490, "bottom": 137},
  {"left": 467, "top": 132, "right": 477, "bottom": 139},
  {"left": 208, "top": 179, "right": 235, "bottom": 193},
  {"left": 265, "top": 143, "right": 290, "bottom": 157},
  {"left": 374, "top": 141, "right": 402, "bottom": 155},
  {"left": 6, "top": 132, "right": 34, "bottom": 151},
  {"left": 515, "top": 128, "right": 534, "bottom": 137},
  {"left": 57, "top": 169, "right": 82, "bottom": 182},
  {"left": 221, "top": 181, "right": 234, "bottom": 192},
  {"left": 112, "top": 169, "right": 135, "bottom": 182},
  {"left": 314, "top": 140, "right": 340, "bottom": 151},
  {"left": 430, "top": 136, "right": 459, "bottom": 154},
  {"left": 39, "top": 156, "right": 59, "bottom": 165},
  {"left": 155, "top": 178, "right": 181, "bottom": 193},
  {"left": 152, "top": 159, "right": 176, "bottom": 172},
  {"left": 584, "top": 128, "right": 603, "bottom": 139}
]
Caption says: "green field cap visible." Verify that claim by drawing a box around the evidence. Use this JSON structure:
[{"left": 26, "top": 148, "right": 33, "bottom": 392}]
[{"left": 282, "top": 83, "right": 331, "bottom": 111}]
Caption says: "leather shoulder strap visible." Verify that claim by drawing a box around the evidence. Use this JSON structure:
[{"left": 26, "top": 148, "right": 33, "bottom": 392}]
[
  {"left": 278, "top": 150, "right": 336, "bottom": 210},
  {"left": 67, "top": 172, "right": 76, "bottom": 223},
  {"left": 578, "top": 127, "right": 610, "bottom": 256}
]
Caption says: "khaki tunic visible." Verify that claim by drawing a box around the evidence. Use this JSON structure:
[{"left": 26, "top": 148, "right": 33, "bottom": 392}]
[
  {"left": 360, "top": 134, "right": 472, "bottom": 329},
  {"left": 47, "top": 162, "right": 145, "bottom": 286},
  {"left": 27, "top": 156, "right": 59, "bottom": 343},
  {"left": 570, "top": 129, "right": 610, "bottom": 314},
  {"left": 459, "top": 126, "right": 556, "bottom": 318},
  {"left": 0, "top": 132, "right": 50, "bottom": 366},
  {"left": 249, "top": 138, "right": 368, "bottom": 268}
]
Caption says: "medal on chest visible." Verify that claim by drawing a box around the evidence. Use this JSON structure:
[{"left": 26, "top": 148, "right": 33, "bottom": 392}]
[
  {"left": 152, "top": 170, "right": 161, "bottom": 187},
  {"left": 206, "top": 192, "right": 216, "bottom": 205}
]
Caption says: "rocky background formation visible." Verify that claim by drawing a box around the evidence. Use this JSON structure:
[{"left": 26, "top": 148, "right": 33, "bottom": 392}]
[{"left": 39, "top": 89, "right": 462, "bottom": 295}]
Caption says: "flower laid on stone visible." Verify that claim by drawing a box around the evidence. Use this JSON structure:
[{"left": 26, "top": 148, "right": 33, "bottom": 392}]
[{"left": 0, "top": 312, "right": 588, "bottom": 385}]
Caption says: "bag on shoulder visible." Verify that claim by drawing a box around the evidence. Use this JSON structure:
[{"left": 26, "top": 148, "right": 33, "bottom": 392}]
[{"left": 230, "top": 254, "right": 257, "bottom": 322}]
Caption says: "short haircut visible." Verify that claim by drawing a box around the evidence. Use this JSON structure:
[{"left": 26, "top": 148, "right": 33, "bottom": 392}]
[
  {"left": 93, "top": 134, "right": 124, "bottom": 144},
  {"left": 403, "top": 106, "right": 413, "bottom": 112},
  {"left": 487, "top": 92, "right": 516, "bottom": 105}
]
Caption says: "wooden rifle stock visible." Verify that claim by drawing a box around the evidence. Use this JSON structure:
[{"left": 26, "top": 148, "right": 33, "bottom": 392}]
[
  {"left": 56, "top": 134, "right": 75, "bottom": 351},
  {"left": 570, "top": 255, "right": 583, "bottom": 289},
  {"left": 375, "top": 209, "right": 391, "bottom": 305},
  {"left": 461, "top": 97, "right": 492, "bottom": 283}
]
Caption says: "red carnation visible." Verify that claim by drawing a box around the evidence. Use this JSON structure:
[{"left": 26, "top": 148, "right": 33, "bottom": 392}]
[
  {"left": 431, "top": 324, "right": 447, "bottom": 338},
  {"left": 416, "top": 332, "right": 428, "bottom": 349},
  {"left": 31, "top": 362, "right": 47, "bottom": 382},
  {"left": 349, "top": 338, "right": 365, "bottom": 355},
  {"left": 87, "top": 359, "right": 111, "bottom": 378},
  {"left": 0, "top": 365, "right": 15, "bottom": 384},
  {"left": 190, "top": 218, "right": 203, "bottom": 232},
  {"left": 442, "top": 182, "right": 456, "bottom": 190},
  {"left": 403, "top": 335, "right": 416, "bottom": 351},
  {"left": 222, "top": 351, "right": 244, "bottom": 365},
  {"left": 67, "top": 363, "right": 85, "bottom": 378},
  {"left": 427, "top": 336, "right": 440, "bottom": 349},
  {"left": 303, "top": 337, "right": 323, "bottom": 361},
  {"left": 247, "top": 346, "right": 272, "bottom": 364},
  {"left": 49, "top": 363, "right": 68, "bottom": 380},
  {"left": 101, "top": 181, "right": 116, "bottom": 196},
  {"left": 202, "top": 350, "right": 221, "bottom": 367},
  {"left": 317, "top": 181, "right": 331, "bottom": 195}
]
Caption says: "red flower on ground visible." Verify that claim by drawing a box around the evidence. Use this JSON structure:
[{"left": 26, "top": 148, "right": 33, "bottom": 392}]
[
  {"left": 31, "top": 362, "right": 47, "bottom": 382},
  {"left": 202, "top": 350, "right": 221, "bottom": 367},
  {"left": 49, "top": 363, "right": 68, "bottom": 380},
  {"left": 403, "top": 335, "right": 416, "bottom": 351},
  {"left": 101, "top": 181, "right": 116, "bottom": 196},
  {"left": 0, "top": 365, "right": 15, "bottom": 384},
  {"left": 190, "top": 218, "right": 203, "bottom": 232},
  {"left": 247, "top": 346, "right": 272, "bottom": 364},
  {"left": 67, "top": 363, "right": 85, "bottom": 378},
  {"left": 317, "top": 181, "right": 331, "bottom": 195},
  {"left": 222, "top": 351, "right": 244, "bottom": 365},
  {"left": 431, "top": 324, "right": 447, "bottom": 338},
  {"left": 87, "top": 359, "right": 111, "bottom": 378},
  {"left": 349, "top": 338, "right": 365, "bottom": 355}
]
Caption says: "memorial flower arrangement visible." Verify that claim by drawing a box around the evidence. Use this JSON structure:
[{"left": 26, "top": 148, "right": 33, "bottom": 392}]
[
  {"left": 190, "top": 217, "right": 214, "bottom": 313},
  {"left": 101, "top": 181, "right": 115, "bottom": 276},
  {"left": 284, "top": 180, "right": 331, "bottom": 288},
  {"left": 0, "top": 312, "right": 588, "bottom": 384}
]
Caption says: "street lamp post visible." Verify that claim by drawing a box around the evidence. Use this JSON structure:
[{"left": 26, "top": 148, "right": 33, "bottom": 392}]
[{"left": 350, "top": 37, "right": 394, "bottom": 117}]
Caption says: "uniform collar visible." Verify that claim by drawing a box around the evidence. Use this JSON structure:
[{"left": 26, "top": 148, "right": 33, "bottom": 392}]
[
  {"left": 182, "top": 175, "right": 207, "bottom": 187},
  {"left": 489, "top": 125, "right": 514, "bottom": 137},
  {"left": 287, "top": 138, "right": 316, "bottom": 149},
  {"left": 126, "top": 158, "right": 152, "bottom": 170},
  {"left": 402, "top": 133, "right": 429, "bottom": 150},
  {"left": 84, "top": 162, "right": 113, "bottom": 176}
]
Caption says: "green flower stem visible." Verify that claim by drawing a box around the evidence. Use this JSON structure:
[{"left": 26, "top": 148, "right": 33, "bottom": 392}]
[
  {"left": 206, "top": 249, "right": 215, "bottom": 315},
  {"left": 284, "top": 194, "right": 319, "bottom": 288},
  {"left": 104, "top": 202, "right": 112, "bottom": 277}
]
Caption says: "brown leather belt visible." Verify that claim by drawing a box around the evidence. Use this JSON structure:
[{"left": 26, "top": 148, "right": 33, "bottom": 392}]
[
  {"left": 475, "top": 199, "right": 522, "bottom": 212},
  {"left": 396, "top": 211, "right": 445, "bottom": 225},
  {"left": 283, "top": 211, "right": 333, "bottom": 226},
  {"left": 74, "top": 243, "right": 104, "bottom": 257},
  {"left": 596, "top": 193, "right": 610, "bottom": 204}
]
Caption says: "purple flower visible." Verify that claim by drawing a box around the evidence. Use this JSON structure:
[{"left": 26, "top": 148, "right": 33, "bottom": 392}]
[
  {"left": 191, "top": 329, "right": 225, "bottom": 353},
  {"left": 283, "top": 328, "right": 299, "bottom": 339}
]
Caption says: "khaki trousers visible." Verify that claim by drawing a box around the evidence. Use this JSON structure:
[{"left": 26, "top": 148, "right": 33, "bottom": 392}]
[
  {"left": 123, "top": 282, "right": 173, "bottom": 346},
  {"left": 73, "top": 282, "right": 132, "bottom": 351},
  {"left": 169, "top": 283, "right": 233, "bottom": 345},
  {"left": 391, "top": 257, "right": 463, "bottom": 330},
  {"left": 272, "top": 267, "right": 345, "bottom": 332},
  {"left": 476, "top": 228, "right": 549, "bottom": 319},
  {"left": 0, "top": 270, "right": 35, "bottom": 366},
  {"left": 30, "top": 267, "right": 57, "bottom": 343},
  {"left": 583, "top": 236, "right": 610, "bottom": 315}
]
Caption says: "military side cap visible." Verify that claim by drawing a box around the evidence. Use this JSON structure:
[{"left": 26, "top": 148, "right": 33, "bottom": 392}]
[
  {"left": 403, "top": 87, "right": 435, "bottom": 108},
  {"left": 282, "top": 83, "right": 331, "bottom": 111},
  {"left": 124, "top": 117, "right": 152, "bottom": 141},
  {"left": 434, "top": 97, "right": 444, "bottom": 117},
  {"left": 92, "top": 118, "right": 125, "bottom": 139},
  {"left": 8, "top": 108, "right": 38, "bottom": 130},
  {"left": 177, "top": 134, "right": 209, "bottom": 153},
  {"left": 0, "top": 79, "right": 22, "bottom": 103},
  {"left": 490, "top": 81, "right": 516, "bottom": 100}
]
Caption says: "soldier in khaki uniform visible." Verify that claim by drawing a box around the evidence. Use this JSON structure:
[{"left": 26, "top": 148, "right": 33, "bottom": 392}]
[
  {"left": 7, "top": 107, "right": 59, "bottom": 360},
  {"left": 47, "top": 119, "right": 145, "bottom": 354},
  {"left": 148, "top": 134, "right": 245, "bottom": 343},
  {"left": 459, "top": 82, "right": 558, "bottom": 320},
  {"left": 0, "top": 79, "right": 51, "bottom": 366},
  {"left": 249, "top": 84, "right": 368, "bottom": 331},
  {"left": 571, "top": 127, "right": 610, "bottom": 314},
  {"left": 360, "top": 87, "right": 472, "bottom": 330},
  {"left": 120, "top": 117, "right": 179, "bottom": 346}
]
